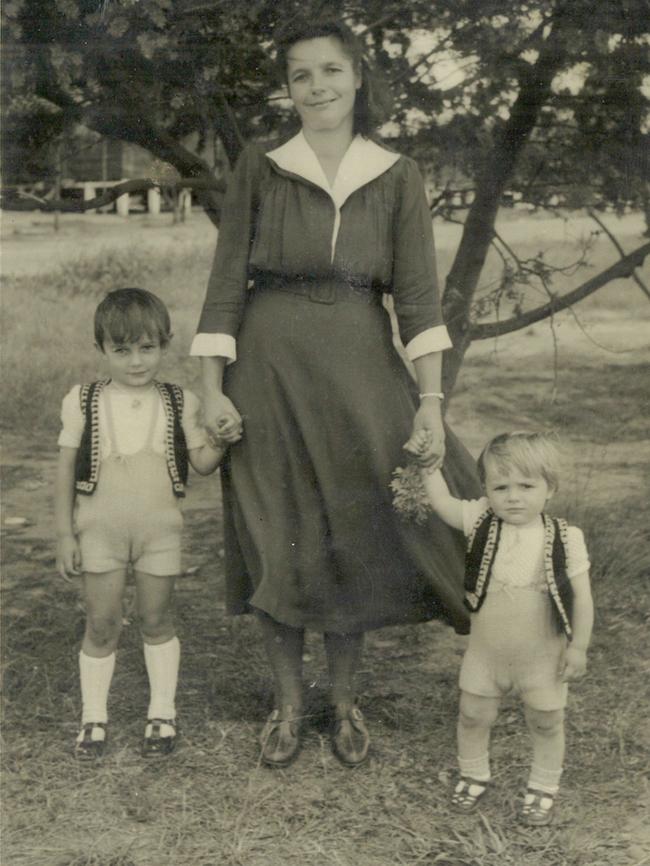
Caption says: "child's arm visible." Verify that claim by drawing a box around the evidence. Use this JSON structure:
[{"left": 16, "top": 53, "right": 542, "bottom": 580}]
[
  {"left": 404, "top": 429, "right": 464, "bottom": 530},
  {"left": 182, "top": 389, "right": 228, "bottom": 475},
  {"left": 420, "top": 468, "right": 464, "bottom": 531},
  {"left": 55, "top": 446, "right": 82, "bottom": 579},
  {"left": 188, "top": 439, "right": 226, "bottom": 476},
  {"left": 561, "top": 570, "right": 594, "bottom": 681}
]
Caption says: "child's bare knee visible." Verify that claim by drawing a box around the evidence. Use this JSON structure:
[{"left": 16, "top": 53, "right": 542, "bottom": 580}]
[
  {"left": 138, "top": 609, "right": 173, "bottom": 640},
  {"left": 86, "top": 614, "right": 120, "bottom": 647},
  {"left": 459, "top": 695, "right": 499, "bottom": 729},
  {"left": 525, "top": 707, "right": 564, "bottom": 737}
]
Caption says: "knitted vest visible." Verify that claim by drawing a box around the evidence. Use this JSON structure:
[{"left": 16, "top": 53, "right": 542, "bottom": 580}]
[
  {"left": 74, "top": 379, "right": 188, "bottom": 498},
  {"left": 464, "top": 509, "right": 574, "bottom": 639}
]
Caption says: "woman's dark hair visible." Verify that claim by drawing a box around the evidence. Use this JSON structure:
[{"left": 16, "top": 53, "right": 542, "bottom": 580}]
[{"left": 274, "top": 18, "right": 392, "bottom": 137}]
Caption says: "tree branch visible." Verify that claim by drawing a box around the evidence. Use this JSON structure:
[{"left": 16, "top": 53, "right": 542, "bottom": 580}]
[
  {"left": 469, "top": 242, "right": 650, "bottom": 340},
  {"left": 1, "top": 177, "right": 224, "bottom": 213},
  {"left": 588, "top": 209, "right": 650, "bottom": 302}
]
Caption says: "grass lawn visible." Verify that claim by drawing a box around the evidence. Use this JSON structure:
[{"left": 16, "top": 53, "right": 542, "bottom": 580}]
[{"left": 1, "top": 209, "right": 649, "bottom": 866}]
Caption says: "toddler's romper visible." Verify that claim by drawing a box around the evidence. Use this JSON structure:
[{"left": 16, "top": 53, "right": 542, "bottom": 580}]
[
  {"left": 459, "top": 498, "right": 590, "bottom": 711},
  {"left": 58, "top": 384, "right": 207, "bottom": 576}
]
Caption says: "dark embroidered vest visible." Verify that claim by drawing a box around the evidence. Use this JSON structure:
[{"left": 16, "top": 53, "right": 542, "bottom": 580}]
[
  {"left": 74, "top": 380, "right": 188, "bottom": 498},
  {"left": 464, "top": 509, "right": 574, "bottom": 639}
]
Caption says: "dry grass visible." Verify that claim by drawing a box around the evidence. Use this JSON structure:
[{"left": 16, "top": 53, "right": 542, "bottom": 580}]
[
  {"left": 0, "top": 244, "right": 211, "bottom": 433},
  {"left": 2, "top": 212, "right": 650, "bottom": 866},
  {"left": 2, "top": 498, "right": 648, "bottom": 866}
]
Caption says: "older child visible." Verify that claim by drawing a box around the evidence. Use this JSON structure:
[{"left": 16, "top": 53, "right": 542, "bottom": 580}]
[
  {"left": 405, "top": 431, "right": 593, "bottom": 825},
  {"left": 55, "top": 288, "right": 230, "bottom": 760}
]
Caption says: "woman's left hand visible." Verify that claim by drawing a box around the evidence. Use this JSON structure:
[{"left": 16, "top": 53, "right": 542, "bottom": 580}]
[{"left": 406, "top": 399, "right": 445, "bottom": 470}]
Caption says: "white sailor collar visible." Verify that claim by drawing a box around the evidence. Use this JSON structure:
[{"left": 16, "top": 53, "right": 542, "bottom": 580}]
[{"left": 266, "top": 131, "right": 400, "bottom": 209}]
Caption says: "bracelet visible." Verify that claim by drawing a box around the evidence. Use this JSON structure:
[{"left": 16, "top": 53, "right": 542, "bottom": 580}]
[{"left": 419, "top": 391, "right": 444, "bottom": 401}]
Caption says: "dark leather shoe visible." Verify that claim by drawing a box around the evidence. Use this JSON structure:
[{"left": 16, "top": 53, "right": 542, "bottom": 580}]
[
  {"left": 75, "top": 722, "right": 107, "bottom": 761},
  {"left": 260, "top": 706, "right": 303, "bottom": 768},
  {"left": 331, "top": 705, "right": 369, "bottom": 767},
  {"left": 142, "top": 718, "right": 177, "bottom": 757}
]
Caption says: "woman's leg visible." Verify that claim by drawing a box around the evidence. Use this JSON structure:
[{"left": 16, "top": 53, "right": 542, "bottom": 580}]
[
  {"left": 323, "top": 631, "right": 364, "bottom": 710},
  {"left": 256, "top": 612, "right": 305, "bottom": 767},
  {"left": 135, "top": 571, "right": 178, "bottom": 754},
  {"left": 324, "top": 631, "right": 369, "bottom": 766},
  {"left": 77, "top": 569, "right": 126, "bottom": 755},
  {"left": 257, "top": 611, "right": 304, "bottom": 711}
]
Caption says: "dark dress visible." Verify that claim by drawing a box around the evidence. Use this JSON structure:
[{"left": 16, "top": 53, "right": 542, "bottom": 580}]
[{"left": 195, "top": 133, "right": 481, "bottom": 635}]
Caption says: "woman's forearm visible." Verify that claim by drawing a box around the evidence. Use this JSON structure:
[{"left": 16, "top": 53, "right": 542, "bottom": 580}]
[
  {"left": 201, "top": 356, "right": 227, "bottom": 395},
  {"left": 412, "top": 351, "right": 443, "bottom": 398}
]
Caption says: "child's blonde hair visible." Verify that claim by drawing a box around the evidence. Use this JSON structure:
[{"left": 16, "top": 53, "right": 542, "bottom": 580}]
[{"left": 478, "top": 431, "right": 562, "bottom": 490}]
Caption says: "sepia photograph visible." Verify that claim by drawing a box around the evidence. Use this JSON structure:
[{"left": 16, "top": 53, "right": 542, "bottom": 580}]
[{"left": 1, "top": 1, "right": 649, "bottom": 864}]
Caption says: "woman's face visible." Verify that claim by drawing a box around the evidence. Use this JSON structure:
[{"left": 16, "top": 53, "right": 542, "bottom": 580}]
[{"left": 286, "top": 36, "right": 361, "bottom": 134}]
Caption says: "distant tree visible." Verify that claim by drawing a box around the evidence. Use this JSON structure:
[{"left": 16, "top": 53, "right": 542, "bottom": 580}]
[{"left": 3, "top": 0, "right": 649, "bottom": 394}]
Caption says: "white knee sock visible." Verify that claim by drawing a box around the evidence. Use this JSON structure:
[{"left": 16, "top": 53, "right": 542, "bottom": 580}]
[
  {"left": 79, "top": 651, "right": 116, "bottom": 725},
  {"left": 458, "top": 752, "right": 491, "bottom": 782},
  {"left": 144, "top": 636, "right": 180, "bottom": 720},
  {"left": 528, "top": 764, "right": 563, "bottom": 795}
]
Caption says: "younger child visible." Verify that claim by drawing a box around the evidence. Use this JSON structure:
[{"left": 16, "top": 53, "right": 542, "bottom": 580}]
[
  {"left": 405, "top": 430, "right": 593, "bottom": 825},
  {"left": 55, "top": 288, "right": 227, "bottom": 760}
]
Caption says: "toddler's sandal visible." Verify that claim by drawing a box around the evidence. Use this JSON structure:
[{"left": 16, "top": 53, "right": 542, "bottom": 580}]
[
  {"left": 519, "top": 788, "right": 555, "bottom": 826},
  {"left": 75, "top": 722, "right": 107, "bottom": 761},
  {"left": 142, "top": 718, "right": 178, "bottom": 758},
  {"left": 450, "top": 777, "right": 490, "bottom": 813}
]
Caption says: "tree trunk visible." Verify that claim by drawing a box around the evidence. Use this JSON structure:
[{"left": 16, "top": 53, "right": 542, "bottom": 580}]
[{"left": 442, "top": 9, "right": 571, "bottom": 397}]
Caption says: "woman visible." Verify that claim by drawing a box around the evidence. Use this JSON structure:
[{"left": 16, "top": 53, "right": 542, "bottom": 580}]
[{"left": 192, "top": 19, "right": 480, "bottom": 768}]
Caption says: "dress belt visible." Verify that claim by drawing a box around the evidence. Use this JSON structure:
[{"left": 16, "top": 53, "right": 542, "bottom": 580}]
[{"left": 253, "top": 272, "right": 384, "bottom": 306}]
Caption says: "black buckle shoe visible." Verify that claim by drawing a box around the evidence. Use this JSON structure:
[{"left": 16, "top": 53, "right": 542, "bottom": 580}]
[
  {"left": 142, "top": 718, "right": 177, "bottom": 758},
  {"left": 75, "top": 722, "right": 107, "bottom": 761}
]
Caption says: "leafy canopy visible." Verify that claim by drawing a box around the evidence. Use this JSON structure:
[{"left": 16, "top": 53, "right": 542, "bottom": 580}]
[{"left": 3, "top": 0, "right": 648, "bottom": 213}]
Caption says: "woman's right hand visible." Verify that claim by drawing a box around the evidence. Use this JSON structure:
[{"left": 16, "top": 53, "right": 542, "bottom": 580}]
[{"left": 203, "top": 390, "right": 243, "bottom": 445}]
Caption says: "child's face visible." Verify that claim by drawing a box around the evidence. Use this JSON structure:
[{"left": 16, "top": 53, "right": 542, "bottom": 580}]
[
  {"left": 98, "top": 333, "right": 166, "bottom": 389},
  {"left": 483, "top": 463, "right": 554, "bottom": 526}
]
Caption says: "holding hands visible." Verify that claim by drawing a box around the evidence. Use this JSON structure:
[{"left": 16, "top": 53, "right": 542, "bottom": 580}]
[
  {"left": 203, "top": 391, "right": 244, "bottom": 447},
  {"left": 404, "top": 400, "right": 445, "bottom": 472}
]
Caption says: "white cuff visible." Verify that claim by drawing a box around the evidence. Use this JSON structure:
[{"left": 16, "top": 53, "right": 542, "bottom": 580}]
[
  {"left": 405, "top": 325, "right": 453, "bottom": 361},
  {"left": 190, "top": 333, "right": 237, "bottom": 361}
]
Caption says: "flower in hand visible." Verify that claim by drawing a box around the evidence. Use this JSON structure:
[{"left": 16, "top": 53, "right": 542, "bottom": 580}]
[
  {"left": 391, "top": 430, "right": 436, "bottom": 525},
  {"left": 390, "top": 464, "right": 432, "bottom": 524}
]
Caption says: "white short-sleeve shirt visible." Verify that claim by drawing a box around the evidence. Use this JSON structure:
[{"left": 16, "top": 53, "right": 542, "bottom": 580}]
[
  {"left": 58, "top": 384, "right": 207, "bottom": 459},
  {"left": 461, "top": 496, "right": 590, "bottom": 591}
]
